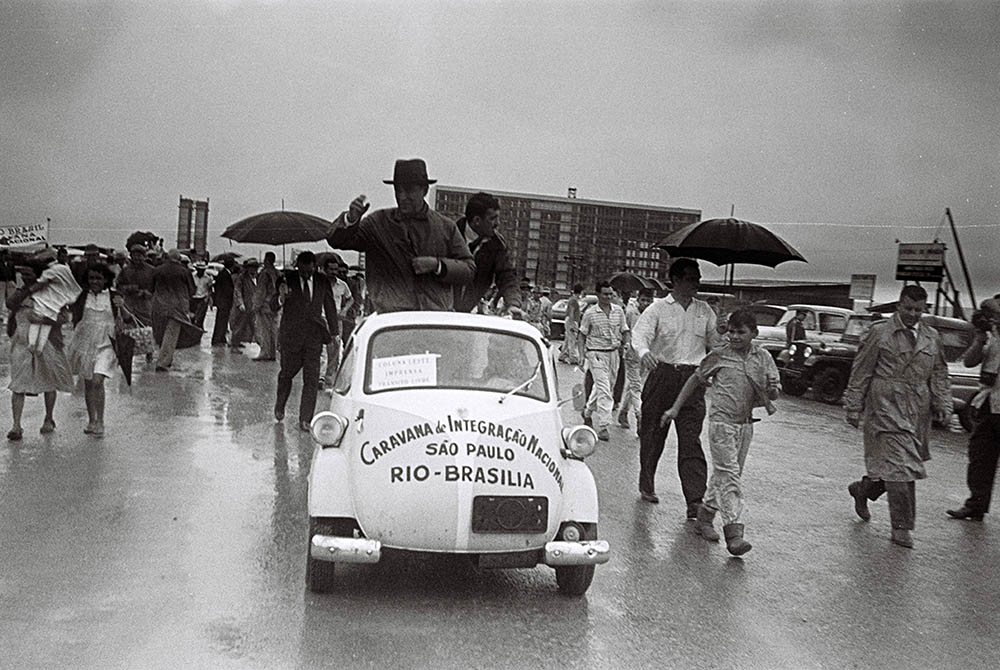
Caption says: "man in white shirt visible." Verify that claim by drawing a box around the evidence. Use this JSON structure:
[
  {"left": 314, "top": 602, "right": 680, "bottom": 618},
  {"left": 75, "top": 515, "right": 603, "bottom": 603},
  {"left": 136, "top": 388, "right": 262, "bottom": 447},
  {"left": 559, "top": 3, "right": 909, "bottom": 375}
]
[
  {"left": 631, "top": 258, "right": 717, "bottom": 510},
  {"left": 580, "top": 280, "right": 629, "bottom": 441},
  {"left": 190, "top": 262, "right": 214, "bottom": 330}
]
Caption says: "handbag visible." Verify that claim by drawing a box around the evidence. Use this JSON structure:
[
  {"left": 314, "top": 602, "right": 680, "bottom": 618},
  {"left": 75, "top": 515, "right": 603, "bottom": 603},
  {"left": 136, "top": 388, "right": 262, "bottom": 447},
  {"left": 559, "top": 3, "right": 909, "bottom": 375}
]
[{"left": 118, "top": 305, "right": 156, "bottom": 355}]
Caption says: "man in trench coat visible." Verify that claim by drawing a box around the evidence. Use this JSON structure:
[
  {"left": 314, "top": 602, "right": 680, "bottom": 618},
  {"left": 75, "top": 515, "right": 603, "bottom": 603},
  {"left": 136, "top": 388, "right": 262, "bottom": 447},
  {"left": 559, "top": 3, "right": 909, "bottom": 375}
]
[{"left": 844, "top": 284, "right": 952, "bottom": 548}]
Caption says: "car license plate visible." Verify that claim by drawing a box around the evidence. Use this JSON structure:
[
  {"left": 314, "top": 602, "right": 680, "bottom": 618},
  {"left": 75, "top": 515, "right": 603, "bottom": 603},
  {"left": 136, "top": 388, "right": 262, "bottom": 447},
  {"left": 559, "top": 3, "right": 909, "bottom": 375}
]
[{"left": 472, "top": 496, "right": 548, "bottom": 533}]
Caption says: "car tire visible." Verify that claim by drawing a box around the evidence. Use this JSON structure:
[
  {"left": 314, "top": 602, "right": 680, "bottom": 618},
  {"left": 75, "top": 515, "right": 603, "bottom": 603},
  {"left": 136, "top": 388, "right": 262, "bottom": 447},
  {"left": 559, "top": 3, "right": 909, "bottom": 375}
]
[
  {"left": 555, "top": 523, "right": 597, "bottom": 597},
  {"left": 812, "top": 368, "right": 846, "bottom": 405},
  {"left": 781, "top": 376, "right": 808, "bottom": 397},
  {"left": 306, "top": 517, "right": 358, "bottom": 593}
]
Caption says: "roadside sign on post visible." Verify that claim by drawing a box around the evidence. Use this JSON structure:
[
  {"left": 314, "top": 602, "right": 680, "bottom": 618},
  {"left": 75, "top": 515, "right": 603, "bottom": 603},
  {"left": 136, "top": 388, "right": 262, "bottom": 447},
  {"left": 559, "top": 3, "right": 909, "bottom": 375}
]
[
  {"left": 895, "top": 242, "right": 945, "bottom": 282},
  {"left": 849, "top": 274, "right": 876, "bottom": 301}
]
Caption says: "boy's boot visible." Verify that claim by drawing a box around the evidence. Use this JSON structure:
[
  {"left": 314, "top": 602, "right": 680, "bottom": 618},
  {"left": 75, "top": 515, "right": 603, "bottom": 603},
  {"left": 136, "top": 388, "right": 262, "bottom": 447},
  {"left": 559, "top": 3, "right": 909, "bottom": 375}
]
[
  {"left": 723, "top": 523, "right": 752, "bottom": 556},
  {"left": 695, "top": 504, "right": 720, "bottom": 541}
]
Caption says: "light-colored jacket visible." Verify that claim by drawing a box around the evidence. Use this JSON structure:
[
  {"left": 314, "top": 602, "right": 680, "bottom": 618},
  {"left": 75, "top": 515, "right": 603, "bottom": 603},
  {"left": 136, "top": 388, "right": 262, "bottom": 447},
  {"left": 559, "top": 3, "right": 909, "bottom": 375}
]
[{"left": 844, "top": 313, "right": 952, "bottom": 463}]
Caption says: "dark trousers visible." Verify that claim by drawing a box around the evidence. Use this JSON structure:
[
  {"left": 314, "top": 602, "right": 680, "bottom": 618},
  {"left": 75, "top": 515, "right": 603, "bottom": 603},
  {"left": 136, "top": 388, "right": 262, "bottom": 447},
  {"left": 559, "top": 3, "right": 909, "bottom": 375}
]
[
  {"left": 964, "top": 412, "right": 1000, "bottom": 514},
  {"left": 638, "top": 363, "right": 707, "bottom": 503},
  {"left": 212, "top": 303, "right": 232, "bottom": 344},
  {"left": 857, "top": 476, "right": 916, "bottom": 530},
  {"left": 190, "top": 297, "right": 209, "bottom": 330},
  {"left": 275, "top": 339, "right": 322, "bottom": 424}
]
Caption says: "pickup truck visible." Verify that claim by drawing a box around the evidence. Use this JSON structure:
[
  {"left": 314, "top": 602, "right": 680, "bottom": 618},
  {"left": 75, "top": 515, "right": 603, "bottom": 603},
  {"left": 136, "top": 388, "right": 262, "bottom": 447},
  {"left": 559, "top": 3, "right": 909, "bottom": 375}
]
[{"left": 756, "top": 304, "right": 855, "bottom": 359}]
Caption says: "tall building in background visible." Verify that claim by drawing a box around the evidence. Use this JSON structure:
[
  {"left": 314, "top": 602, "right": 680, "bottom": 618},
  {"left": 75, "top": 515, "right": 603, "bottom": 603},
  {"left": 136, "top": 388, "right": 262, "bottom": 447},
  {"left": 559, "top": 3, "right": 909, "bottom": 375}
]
[
  {"left": 177, "top": 195, "right": 209, "bottom": 253},
  {"left": 433, "top": 186, "right": 700, "bottom": 292}
]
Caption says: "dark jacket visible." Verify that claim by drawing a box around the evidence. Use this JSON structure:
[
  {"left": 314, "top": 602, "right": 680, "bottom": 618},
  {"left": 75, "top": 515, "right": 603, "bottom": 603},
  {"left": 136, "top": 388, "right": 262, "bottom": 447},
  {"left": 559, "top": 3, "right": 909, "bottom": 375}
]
[
  {"left": 277, "top": 270, "right": 338, "bottom": 347},
  {"left": 327, "top": 203, "right": 474, "bottom": 313},
  {"left": 212, "top": 267, "right": 234, "bottom": 309},
  {"left": 453, "top": 217, "right": 520, "bottom": 313}
]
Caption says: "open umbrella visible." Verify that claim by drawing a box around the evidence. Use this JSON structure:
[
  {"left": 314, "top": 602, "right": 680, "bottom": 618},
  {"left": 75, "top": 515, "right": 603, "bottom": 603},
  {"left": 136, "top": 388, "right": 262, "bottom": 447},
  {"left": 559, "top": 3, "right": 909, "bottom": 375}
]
[
  {"left": 314, "top": 251, "right": 345, "bottom": 269},
  {"left": 211, "top": 251, "right": 242, "bottom": 263},
  {"left": 655, "top": 218, "right": 807, "bottom": 268},
  {"left": 221, "top": 211, "right": 331, "bottom": 246},
  {"left": 609, "top": 271, "right": 654, "bottom": 295}
]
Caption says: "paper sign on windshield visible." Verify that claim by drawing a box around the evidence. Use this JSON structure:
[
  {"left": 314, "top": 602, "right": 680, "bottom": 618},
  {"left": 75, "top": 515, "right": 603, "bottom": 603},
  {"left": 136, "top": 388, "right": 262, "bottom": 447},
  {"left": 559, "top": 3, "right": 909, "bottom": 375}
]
[{"left": 370, "top": 353, "right": 439, "bottom": 390}]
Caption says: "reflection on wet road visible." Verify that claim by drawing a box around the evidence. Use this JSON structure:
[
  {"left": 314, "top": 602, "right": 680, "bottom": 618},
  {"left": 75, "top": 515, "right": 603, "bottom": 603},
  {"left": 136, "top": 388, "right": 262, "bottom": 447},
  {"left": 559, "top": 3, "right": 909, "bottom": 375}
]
[{"left": 2, "top": 319, "right": 998, "bottom": 669}]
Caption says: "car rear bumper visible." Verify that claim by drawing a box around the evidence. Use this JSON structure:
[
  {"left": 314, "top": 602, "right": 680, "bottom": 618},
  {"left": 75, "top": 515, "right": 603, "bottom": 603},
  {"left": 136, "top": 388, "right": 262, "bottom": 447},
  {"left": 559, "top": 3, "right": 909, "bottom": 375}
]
[
  {"left": 541, "top": 540, "right": 610, "bottom": 566},
  {"left": 311, "top": 535, "right": 382, "bottom": 564}
]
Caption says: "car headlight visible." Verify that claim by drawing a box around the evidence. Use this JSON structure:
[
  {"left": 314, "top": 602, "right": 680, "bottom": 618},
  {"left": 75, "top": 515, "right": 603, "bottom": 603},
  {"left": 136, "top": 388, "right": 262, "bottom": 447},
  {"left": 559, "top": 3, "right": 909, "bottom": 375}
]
[
  {"left": 802, "top": 346, "right": 813, "bottom": 358},
  {"left": 311, "top": 412, "right": 348, "bottom": 447},
  {"left": 562, "top": 425, "right": 598, "bottom": 459}
]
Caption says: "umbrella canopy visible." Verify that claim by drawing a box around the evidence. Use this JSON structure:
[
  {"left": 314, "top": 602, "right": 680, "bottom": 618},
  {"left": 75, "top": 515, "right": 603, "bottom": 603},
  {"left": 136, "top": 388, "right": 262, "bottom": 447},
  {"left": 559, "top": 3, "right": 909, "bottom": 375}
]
[
  {"left": 211, "top": 251, "right": 242, "bottom": 262},
  {"left": 221, "top": 211, "right": 332, "bottom": 246},
  {"left": 314, "top": 251, "right": 345, "bottom": 269},
  {"left": 609, "top": 271, "right": 654, "bottom": 295},
  {"left": 654, "top": 218, "right": 807, "bottom": 268}
]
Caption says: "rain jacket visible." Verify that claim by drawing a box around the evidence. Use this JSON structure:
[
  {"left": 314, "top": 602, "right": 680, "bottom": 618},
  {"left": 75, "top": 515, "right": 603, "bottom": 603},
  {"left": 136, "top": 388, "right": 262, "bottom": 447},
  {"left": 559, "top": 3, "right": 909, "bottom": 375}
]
[
  {"left": 327, "top": 204, "right": 474, "bottom": 313},
  {"left": 844, "top": 313, "right": 953, "bottom": 480},
  {"left": 150, "top": 259, "right": 195, "bottom": 342},
  {"left": 453, "top": 216, "right": 520, "bottom": 313}
]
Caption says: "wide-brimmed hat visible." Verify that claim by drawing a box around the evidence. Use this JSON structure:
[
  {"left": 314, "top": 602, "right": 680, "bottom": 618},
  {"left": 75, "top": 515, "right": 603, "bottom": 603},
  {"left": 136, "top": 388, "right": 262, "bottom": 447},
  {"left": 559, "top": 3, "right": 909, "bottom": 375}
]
[
  {"left": 383, "top": 158, "right": 436, "bottom": 186},
  {"left": 193, "top": 261, "right": 207, "bottom": 270},
  {"left": 244, "top": 257, "right": 259, "bottom": 266}
]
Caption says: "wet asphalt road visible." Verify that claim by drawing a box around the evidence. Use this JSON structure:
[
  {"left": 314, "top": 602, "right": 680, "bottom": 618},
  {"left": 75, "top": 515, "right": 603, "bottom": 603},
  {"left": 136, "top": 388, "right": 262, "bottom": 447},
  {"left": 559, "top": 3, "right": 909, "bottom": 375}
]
[{"left": 2, "top": 314, "right": 999, "bottom": 670}]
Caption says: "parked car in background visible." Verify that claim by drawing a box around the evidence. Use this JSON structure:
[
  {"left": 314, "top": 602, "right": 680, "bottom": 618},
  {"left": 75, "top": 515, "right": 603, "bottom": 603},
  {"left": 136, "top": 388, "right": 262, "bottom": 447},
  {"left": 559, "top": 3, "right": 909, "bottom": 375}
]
[
  {"left": 744, "top": 304, "right": 786, "bottom": 327},
  {"left": 549, "top": 294, "right": 597, "bottom": 340},
  {"left": 777, "top": 312, "right": 978, "bottom": 430},
  {"left": 757, "top": 304, "right": 855, "bottom": 359}
]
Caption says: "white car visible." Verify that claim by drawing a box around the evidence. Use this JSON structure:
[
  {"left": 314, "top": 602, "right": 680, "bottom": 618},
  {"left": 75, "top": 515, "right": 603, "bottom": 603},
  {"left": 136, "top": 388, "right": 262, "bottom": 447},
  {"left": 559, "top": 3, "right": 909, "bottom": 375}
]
[{"left": 306, "top": 311, "right": 609, "bottom": 595}]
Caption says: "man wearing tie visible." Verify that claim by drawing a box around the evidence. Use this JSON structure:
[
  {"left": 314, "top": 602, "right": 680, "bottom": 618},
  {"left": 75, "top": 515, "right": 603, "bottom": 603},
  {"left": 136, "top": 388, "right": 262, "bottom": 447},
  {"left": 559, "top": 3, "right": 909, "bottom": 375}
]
[
  {"left": 274, "top": 251, "right": 338, "bottom": 431},
  {"left": 844, "top": 284, "right": 952, "bottom": 548}
]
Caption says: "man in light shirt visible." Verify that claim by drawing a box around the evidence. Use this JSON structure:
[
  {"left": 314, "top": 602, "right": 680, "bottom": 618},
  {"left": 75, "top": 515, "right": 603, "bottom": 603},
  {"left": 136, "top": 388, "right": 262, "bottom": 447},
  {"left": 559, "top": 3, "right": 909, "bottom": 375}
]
[
  {"left": 631, "top": 258, "right": 717, "bottom": 510},
  {"left": 323, "top": 256, "right": 354, "bottom": 389},
  {"left": 580, "top": 280, "right": 630, "bottom": 441}
]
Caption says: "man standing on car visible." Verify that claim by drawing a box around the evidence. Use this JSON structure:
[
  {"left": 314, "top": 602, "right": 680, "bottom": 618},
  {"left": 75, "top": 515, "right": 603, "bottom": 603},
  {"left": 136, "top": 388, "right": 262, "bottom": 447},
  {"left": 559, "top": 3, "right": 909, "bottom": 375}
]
[
  {"left": 845, "top": 284, "right": 952, "bottom": 548},
  {"left": 947, "top": 297, "right": 1000, "bottom": 522},
  {"left": 326, "top": 158, "right": 474, "bottom": 313},
  {"left": 631, "top": 258, "right": 717, "bottom": 510},
  {"left": 453, "top": 191, "right": 522, "bottom": 318},
  {"left": 274, "top": 251, "right": 338, "bottom": 432},
  {"left": 580, "top": 280, "right": 629, "bottom": 442}
]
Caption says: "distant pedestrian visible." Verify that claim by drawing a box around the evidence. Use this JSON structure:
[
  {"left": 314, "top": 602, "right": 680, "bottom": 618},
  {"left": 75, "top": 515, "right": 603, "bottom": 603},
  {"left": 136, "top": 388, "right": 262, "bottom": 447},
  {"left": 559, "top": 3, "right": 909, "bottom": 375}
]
[
  {"left": 786, "top": 308, "right": 808, "bottom": 347},
  {"left": 252, "top": 251, "right": 279, "bottom": 361},
  {"left": 150, "top": 249, "right": 195, "bottom": 371},
  {"left": 190, "top": 262, "right": 214, "bottom": 330},
  {"left": 660, "top": 309, "right": 780, "bottom": 555},
  {"left": 67, "top": 263, "right": 121, "bottom": 438},
  {"left": 326, "top": 158, "right": 474, "bottom": 313},
  {"left": 211, "top": 258, "right": 235, "bottom": 346},
  {"left": 845, "top": 285, "right": 952, "bottom": 548},
  {"left": 274, "top": 251, "right": 338, "bottom": 431},
  {"left": 230, "top": 258, "right": 258, "bottom": 348},
  {"left": 617, "top": 287, "right": 654, "bottom": 433},
  {"left": 580, "top": 280, "right": 629, "bottom": 442},
  {"left": 559, "top": 284, "right": 584, "bottom": 365},
  {"left": 538, "top": 288, "right": 552, "bottom": 338},
  {"left": 946, "top": 297, "right": 1000, "bottom": 522},
  {"left": 631, "top": 258, "right": 716, "bottom": 510}
]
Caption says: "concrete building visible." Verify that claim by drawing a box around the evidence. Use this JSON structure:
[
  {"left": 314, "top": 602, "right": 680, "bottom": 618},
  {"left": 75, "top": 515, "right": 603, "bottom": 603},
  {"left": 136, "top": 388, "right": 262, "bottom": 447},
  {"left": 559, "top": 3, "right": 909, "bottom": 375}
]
[{"left": 433, "top": 186, "right": 700, "bottom": 293}]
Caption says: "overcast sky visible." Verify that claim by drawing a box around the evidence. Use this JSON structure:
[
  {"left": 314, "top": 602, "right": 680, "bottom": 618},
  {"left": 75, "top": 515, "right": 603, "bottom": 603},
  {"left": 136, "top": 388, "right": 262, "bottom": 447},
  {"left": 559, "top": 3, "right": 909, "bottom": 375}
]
[{"left": 3, "top": 0, "right": 998, "bottom": 305}]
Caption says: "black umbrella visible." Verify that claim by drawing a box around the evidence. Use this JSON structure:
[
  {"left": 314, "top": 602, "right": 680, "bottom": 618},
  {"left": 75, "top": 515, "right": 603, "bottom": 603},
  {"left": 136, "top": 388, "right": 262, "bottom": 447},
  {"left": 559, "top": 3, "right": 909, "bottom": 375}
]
[
  {"left": 654, "top": 218, "right": 807, "bottom": 268},
  {"left": 221, "top": 211, "right": 332, "bottom": 246},
  {"left": 211, "top": 251, "right": 242, "bottom": 262},
  {"left": 314, "top": 251, "right": 345, "bottom": 269},
  {"left": 110, "top": 335, "right": 134, "bottom": 386},
  {"left": 609, "top": 271, "right": 654, "bottom": 295}
]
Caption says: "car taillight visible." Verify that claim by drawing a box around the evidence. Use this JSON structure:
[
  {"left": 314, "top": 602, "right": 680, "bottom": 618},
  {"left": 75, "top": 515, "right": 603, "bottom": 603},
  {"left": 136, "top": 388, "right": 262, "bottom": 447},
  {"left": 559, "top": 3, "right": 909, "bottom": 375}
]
[
  {"left": 310, "top": 412, "right": 348, "bottom": 447},
  {"left": 561, "top": 425, "right": 598, "bottom": 459}
]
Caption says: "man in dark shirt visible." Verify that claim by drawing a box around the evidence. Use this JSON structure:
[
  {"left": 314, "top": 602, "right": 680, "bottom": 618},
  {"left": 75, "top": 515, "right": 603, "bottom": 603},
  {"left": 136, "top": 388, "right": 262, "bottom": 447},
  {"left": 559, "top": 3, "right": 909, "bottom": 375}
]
[
  {"left": 151, "top": 249, "right": 195, "bottom": 371},
  {"left": 326, "top": 158, "right": 474, "bottom": 313},
  {"left": 211, "top": 258, "right": 235, "bottom": 346},
  {"left": 453, "top": 191, "right": 521, "bottom": 316}
]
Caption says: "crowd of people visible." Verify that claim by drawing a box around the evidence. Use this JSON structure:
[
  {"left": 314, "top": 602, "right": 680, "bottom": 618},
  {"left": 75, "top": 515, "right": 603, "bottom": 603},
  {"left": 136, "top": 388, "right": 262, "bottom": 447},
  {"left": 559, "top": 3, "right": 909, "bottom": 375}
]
[{"left": 4, "top": 156, "right": 998, "bottom": 557}]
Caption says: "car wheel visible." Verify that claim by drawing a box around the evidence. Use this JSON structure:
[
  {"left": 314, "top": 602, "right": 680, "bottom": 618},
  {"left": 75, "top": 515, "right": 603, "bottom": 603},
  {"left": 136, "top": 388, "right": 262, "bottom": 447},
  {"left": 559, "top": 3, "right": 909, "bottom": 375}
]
[
  {"left": 812, "top": 368, "right": 846, "bottom": 405},
  {"left": 555, "top": 523, "right": 597, "bottom": 597},
  {"left": 306, "top": 517, "right": 357, "bottom": 593},
  {"left": 781, "top": 375, "right": 808, "bottom": 397},
  {"left": 959, "top": 404, "right": 979, "bottom": 433}
]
